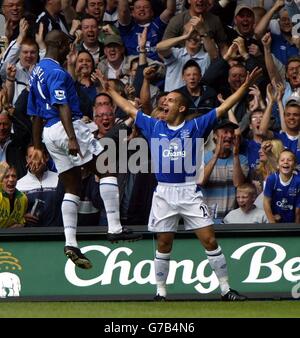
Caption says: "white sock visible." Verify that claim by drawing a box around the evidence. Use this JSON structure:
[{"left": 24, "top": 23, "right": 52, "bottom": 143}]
[
  {"left": 206, "top": 246, "right": 230, "bottom": 296},
  {"left": 62, "top": 193, "right": 80, "bottom": 247},
  {"left": 99, "top": 176, "right": 122, "bottom": 234},
  {"left": 154, "top": 250, "right": 171, "bottom": 297}
]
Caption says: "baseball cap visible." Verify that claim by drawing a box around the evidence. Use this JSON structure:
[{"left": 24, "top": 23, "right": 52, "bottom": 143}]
[
  {"left": 104, "top": 35, "right": 124, "bottom": 46},
  {"left": 286, "top": 95, "right": 300, "bottom": 106},
  {"left": 213, "top": 119, "right": 239, "bottom": 131},
  {"left": 234, "top": 4, "right": 255, "bottom": 17}
]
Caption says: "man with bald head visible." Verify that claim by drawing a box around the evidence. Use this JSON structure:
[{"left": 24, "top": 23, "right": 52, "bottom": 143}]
[{"left": 28, "top": 30, "right": 141, "bottom": 270}]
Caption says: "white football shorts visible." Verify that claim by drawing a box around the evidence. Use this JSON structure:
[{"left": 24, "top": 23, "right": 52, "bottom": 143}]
[
  {"left": 43, "top": 119, "right": 103, "bottom": 174},
  {"left": 148, "top": 182, "right": 213, "bottom": 232}
]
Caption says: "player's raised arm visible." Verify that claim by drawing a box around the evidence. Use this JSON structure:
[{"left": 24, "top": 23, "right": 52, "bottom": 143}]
[
  {"left": 216, "top": 67, "right": 262, "bottom": 118},
  {"left": 94, "top": 69, "right": 139, "bottom": 120}
]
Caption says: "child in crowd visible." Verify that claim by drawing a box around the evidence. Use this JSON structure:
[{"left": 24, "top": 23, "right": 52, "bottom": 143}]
[
  {"left": 223, "top": 183, "right": 268, "bottom": 224},
  {"left": 264, "top": 150, "right": 300, "bottom": 223}
]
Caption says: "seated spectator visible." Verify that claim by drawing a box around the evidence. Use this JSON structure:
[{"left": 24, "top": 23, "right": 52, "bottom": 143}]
[
  {"left": 199, "top": 119, "right": 249, "bottom": 222},
  {"left": 264, "top": 149, "right": 300, "bottom": 223},
  {"left": 223, "top": 182, "right": 268, "bottom": 223},
  {"left": 118, "top": 0, "right": 176, "bottom": 60},
  {"left": 176, "top": 59, "right": 218, "bottom": 116},
  {"left": 156, "top": 18, "right": 218, "bottom": 92},
  {"left": 0, "top": 163, "right": 27, "bottom": 228},
  {"left": 16, "top": 144, "right": 64, "bottom": 227}
]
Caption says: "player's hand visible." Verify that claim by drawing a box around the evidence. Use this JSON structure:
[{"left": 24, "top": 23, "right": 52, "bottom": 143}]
[
  {"left": 245, "top": 67, "right": 263, "bottom": 87},
  {"left": 68, "top": 138, "right": 83, "bottom": 158},
  {"left": 27, "top": 149, "right": 45, "bottom": 172},
  {"left": 93, "top": 69, "right": 110, "bottom": 91}
]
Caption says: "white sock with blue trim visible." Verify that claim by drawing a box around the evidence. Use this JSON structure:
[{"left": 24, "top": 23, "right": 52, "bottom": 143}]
[
  {"left": 99, "top": 176, "right": 122, "bottom": 234},
  {"left": 206, "top": 246, "right": 230, "bottom": 295},
  {"left": 154, "top": 250, "right": 171, "bottom": 297},
  {"left": 62, "top": 193, "right": 80, "bottom": 247}
]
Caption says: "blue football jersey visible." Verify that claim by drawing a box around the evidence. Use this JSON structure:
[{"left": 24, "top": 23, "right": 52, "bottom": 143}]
[
  {"left": 135, "top": 109, "right": 217, "bottom": 183},
  {"left": 264, "top": 172, "right": 300, "bottom": 222},
  {"left": 27, "top": 58, "right": 82, "bottom": 127}
]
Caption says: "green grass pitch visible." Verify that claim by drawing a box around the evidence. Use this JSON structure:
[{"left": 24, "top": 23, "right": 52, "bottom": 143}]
[{"left": 0, "top": 301, "right": 299, "bottom": 318}]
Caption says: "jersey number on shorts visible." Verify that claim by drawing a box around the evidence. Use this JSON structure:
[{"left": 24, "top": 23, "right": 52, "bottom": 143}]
[{"left": 199, "top": 205, "right": 209, "bottom": 218}]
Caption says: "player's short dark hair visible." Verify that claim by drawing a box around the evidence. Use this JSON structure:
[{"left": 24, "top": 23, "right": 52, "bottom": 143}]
[{"left": 172, "top": 90, "right": 190, "bottom": 115}]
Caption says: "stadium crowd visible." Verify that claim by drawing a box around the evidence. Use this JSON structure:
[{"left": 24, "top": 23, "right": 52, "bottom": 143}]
[{"left": 0, "top": 0, "right": 300, "bottom": 229}]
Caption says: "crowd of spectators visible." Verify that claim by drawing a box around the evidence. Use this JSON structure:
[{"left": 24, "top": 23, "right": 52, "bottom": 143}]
[{"left": 0, "top": 0, "right": 300, "bottom": 228}]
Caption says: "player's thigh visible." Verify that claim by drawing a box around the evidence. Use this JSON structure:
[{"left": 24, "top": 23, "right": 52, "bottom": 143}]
[
  {"left": 180, "top": 189, "right": 213, "bottom": 231},
  {"left": 148, "top": 188, "right": 180, "bottom": 233},
  {"left": 59, "top": 167, "right": 82, "bottom": 195}
]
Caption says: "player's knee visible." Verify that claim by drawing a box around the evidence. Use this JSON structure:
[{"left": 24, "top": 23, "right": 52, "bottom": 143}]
[
  {"left": 157, "top": 240, "right": 172, "bottom": 253},
  {"left": 202, "top": 236, "right": 218, "bottom": 251}
]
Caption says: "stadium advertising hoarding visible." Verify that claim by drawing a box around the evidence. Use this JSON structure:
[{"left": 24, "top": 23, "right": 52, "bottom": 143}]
[{"left": 0, "top": 237, "right": 300, "bottom": 299}]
